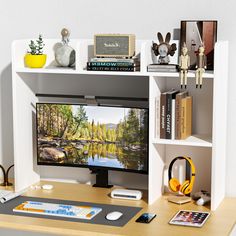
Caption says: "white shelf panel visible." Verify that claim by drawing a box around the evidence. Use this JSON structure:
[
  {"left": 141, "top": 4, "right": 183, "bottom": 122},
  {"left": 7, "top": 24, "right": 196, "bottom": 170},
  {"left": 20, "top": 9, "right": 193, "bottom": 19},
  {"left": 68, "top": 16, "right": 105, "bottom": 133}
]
[
  {"left": 153, "top": 134, "right": 212, "bottom": 147},
  {"left": 15, "top": 67, "right": 146, "bottom": 77},
  {"left": 147, "top": 71, "right": 214, "bottom": 78},
  {"left": 16, "top": 67, "right": 78, "bottom": 74},
  {"left": 16, "top": 67, "right": 214, "bottom": 78}
]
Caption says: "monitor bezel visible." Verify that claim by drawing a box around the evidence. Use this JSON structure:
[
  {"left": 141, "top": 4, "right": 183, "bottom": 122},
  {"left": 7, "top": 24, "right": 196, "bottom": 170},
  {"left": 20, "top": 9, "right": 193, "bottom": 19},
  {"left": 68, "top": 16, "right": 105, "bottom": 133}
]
[{"left": 36, "top": 102, "right": 149, "bottom": 175}]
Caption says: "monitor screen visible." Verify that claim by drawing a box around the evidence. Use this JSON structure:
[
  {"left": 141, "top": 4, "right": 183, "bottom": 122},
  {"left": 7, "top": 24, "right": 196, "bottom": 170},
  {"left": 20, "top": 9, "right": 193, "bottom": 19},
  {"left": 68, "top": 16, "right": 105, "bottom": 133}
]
[{"left": 36, "top": 103, "right": 148, "bottom": 173}]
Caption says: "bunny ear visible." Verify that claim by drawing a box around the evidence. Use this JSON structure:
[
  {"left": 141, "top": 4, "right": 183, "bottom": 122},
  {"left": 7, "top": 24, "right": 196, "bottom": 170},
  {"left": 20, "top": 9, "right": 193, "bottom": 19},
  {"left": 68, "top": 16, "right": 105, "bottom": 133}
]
[
  {"left": 152, "top": 42, "right": 159, "bottom": 56},
  {"left": 157, "top": 32, "right": 164, "bottom": 43},
  {"left": 165, "top": 32, "right": 171, "bottom": 43}
]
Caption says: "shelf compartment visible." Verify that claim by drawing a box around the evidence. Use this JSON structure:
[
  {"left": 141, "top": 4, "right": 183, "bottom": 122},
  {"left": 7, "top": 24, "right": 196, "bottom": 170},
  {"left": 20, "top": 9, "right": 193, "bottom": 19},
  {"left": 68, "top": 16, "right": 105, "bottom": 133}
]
[{"left": 153, "top": 134, "right": 212, "bottom": 147}]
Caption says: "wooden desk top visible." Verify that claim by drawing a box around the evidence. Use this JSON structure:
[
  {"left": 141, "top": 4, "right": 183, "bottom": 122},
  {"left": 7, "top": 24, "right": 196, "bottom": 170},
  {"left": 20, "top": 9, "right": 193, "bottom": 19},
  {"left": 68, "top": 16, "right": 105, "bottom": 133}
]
[{"left": 0, "top": 181, "right": 235, "bottom": 236}]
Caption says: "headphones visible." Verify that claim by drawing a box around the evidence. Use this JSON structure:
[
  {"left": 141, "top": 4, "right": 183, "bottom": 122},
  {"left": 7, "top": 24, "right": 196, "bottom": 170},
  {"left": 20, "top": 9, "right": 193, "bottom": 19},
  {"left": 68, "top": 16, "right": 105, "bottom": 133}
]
[{"left": 168, "top": 156, "right": 196, "bottom": 195}]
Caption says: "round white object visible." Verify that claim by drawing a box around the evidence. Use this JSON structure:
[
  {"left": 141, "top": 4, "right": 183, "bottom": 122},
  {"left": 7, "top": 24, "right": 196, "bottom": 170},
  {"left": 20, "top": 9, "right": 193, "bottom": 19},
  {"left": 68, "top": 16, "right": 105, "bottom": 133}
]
[
  {"left": 106, "top": 211, "right": 123, "bottom": 221},
  {"left": 42, "top": 184, "right": 54, "bottom": 190},
  {"left": 55, "top": 45, "right": 75, "bottom": 67}
]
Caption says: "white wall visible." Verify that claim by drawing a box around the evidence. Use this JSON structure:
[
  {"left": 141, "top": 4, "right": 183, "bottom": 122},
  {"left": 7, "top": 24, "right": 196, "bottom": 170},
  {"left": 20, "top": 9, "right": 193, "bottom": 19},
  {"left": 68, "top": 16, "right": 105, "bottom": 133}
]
[{"left": 0, "top": 0, "right": 236, "bottom": 195}]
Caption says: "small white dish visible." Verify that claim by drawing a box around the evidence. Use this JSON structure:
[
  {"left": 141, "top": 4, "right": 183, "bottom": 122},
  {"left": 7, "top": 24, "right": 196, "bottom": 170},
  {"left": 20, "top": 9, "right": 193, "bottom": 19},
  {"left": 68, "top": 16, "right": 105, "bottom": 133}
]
[{"left": 42, "top": 184, "right": 54, "bottom": 190}]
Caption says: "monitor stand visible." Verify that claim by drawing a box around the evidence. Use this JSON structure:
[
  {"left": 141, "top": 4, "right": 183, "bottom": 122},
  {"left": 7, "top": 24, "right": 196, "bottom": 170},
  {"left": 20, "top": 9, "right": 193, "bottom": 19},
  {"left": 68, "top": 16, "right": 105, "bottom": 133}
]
[{"left": 90, "top": 169, "right": 113, "bottom": 188}]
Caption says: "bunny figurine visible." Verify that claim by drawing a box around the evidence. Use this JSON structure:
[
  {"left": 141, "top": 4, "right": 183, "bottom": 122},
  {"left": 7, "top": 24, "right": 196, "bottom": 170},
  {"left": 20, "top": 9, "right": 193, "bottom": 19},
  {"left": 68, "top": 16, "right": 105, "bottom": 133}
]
[{"left": 152, "top": 32, "right": 177, "bottom": 64}]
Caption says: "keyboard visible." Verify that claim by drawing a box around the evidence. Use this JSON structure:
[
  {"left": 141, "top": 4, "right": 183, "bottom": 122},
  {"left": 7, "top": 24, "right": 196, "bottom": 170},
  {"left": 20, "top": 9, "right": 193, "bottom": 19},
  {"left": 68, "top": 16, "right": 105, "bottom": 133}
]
[
  {"left": 13, "top": 201, "right": 102, "bottom": 220},
  {"left": 0, "top": 190, "right": 12, "bottom": 199}
]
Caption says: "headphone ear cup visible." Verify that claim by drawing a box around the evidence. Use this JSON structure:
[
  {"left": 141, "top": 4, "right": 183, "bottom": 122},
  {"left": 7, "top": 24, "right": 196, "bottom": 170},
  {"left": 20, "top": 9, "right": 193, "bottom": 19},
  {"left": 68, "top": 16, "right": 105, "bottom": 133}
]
[
  {"left": 169, "top": 178, "right": 181, "bottom": 192},
  {"left": 180, "top": 180, "right": 190, "bottom": 194}
]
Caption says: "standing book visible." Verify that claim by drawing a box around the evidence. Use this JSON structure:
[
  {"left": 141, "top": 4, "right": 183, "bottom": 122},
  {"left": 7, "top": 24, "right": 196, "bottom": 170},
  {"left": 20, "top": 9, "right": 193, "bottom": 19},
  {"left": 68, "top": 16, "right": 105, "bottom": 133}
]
[
  {"left": 160, "top": 92, "right": 167, "bottom": 139},
  {"left": 155, "top": 97, "right": 160, "bottom": 139},
  {"left": 180, "top": 96, "right": 192, "bottom": 139},
  {"left": 171, "top": 99, "right": 176, "bottom": 140},
  {"left": 175, "top": 91, "right": 188, "bottom": 140},
  {"left": 165, "top": 90, "right": 179, "bottom": 139}
]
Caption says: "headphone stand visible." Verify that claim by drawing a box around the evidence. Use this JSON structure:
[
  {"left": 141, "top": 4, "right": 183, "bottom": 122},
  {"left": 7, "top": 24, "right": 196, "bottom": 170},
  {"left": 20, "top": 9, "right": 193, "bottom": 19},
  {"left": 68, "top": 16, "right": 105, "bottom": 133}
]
[{"left": 185, "top": 159, "right": 191, "bottom": 197}]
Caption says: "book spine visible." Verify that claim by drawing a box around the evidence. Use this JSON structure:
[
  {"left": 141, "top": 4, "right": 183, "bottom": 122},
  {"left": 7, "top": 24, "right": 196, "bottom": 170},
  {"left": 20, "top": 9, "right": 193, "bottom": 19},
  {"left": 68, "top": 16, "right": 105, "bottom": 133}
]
[
  {"left": 90, "top": 58, "right": 135, "bottom": 63},
  {"left": 180, "top": 98, "right": 187, "bottom": 139},
  {"left": 147, "top": 68, "right": 178, "bottom": 72},
  {"left": 155, "top": 97, "right": 160, "bottom": 139},
  {"left": 87, "top": 62, "right": 135, "bottom": 67},
  {"left": 171, "top": 99, "right": 175, "bottom": 140},
  {"left": 180, "top": 96, "right": 192, "bottom": 139},
  {"left": 87, "top": 66, "right": 135, "bottom": 71},
  {"left": 165, "top": 94, "right": 172, "bottom": 139},
  {"left": 175, "top": 95, "right": 182, "bottom": 140},
  {"left": 160, "top": 93, "right": 166, "bottom": 139},
  {"left": 185, "top": 96, "right": 192, "bottom": 138}
]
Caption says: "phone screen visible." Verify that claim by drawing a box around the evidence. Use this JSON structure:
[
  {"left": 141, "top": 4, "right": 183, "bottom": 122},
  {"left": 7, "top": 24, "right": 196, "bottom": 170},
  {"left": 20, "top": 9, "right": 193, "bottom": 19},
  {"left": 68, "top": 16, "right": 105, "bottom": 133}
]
[{"left": 136, "top": 213, "right": 156, "bottom": 223}]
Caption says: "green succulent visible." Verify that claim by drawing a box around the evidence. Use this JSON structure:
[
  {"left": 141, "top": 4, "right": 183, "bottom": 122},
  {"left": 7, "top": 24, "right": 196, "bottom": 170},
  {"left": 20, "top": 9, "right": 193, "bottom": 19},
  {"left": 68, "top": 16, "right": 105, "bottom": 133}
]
[{"left": 28, "top": 34, "right": 45, "bottom": 55}]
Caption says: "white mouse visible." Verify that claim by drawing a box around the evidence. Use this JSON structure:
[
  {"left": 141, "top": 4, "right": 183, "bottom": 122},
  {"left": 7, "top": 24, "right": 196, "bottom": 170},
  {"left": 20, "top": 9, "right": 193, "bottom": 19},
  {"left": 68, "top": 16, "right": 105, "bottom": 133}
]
[
  {"left": 42, "top": 184, "right": 54, "bottom": 190},
  {"left": 106, "top": 211, "right": 123, "bottom": 221}
]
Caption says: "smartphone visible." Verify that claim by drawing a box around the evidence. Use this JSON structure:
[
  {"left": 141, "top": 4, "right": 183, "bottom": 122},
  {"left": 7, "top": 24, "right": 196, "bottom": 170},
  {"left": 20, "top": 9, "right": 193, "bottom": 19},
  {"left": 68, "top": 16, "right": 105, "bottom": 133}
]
[{"left": 135, "top": 213, "right": 156, "bottom": 223}]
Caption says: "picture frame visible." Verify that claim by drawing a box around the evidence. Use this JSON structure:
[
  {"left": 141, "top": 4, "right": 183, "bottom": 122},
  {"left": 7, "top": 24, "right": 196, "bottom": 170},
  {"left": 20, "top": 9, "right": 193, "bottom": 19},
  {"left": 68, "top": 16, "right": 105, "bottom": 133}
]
[{"left": 180, "top": 21, "right": 217, "bottom": 70}]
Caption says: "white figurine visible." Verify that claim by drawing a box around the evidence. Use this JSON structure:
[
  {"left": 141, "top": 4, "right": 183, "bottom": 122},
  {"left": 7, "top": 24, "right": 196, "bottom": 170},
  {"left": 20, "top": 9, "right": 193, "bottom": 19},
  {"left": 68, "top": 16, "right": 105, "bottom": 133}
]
[
  {"left": 195, "top": 45, "right": 207, "bottom": 88},
  {"left": 179, "top": 43, "right": 190, "bottom": 89},
  {"left": 55, "top": 28, "right": 75, "bottom": 67}
]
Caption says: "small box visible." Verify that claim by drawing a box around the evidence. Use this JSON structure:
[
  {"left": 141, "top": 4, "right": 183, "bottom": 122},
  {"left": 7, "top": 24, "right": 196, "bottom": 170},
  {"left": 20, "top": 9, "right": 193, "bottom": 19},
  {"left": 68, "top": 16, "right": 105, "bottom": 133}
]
[
  {"left": 94, "top": 34, "right": 136, "bottom": 58},
  {"left": 111, "top": 189, "right": 142, "bottom": 200}
]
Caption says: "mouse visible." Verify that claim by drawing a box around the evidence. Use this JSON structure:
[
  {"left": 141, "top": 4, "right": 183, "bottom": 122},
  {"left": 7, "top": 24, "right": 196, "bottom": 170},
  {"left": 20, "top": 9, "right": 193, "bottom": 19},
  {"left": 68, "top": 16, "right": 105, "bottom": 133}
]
[{"left": 106, "top": 211, "right": 123, "bottom": 221}]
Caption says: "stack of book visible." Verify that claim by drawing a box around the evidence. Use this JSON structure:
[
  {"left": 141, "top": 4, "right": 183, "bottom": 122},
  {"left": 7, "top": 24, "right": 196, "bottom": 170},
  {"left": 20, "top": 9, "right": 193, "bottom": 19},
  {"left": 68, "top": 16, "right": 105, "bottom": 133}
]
[
  {"left": 87, "top": 58, "right": 140, "bottom": 72},
  {"left": 147, "top": 64, "right": 178, "bottom": 72},
  {"left": 159, "top": 89, "right": 192, "bottom": 140}
]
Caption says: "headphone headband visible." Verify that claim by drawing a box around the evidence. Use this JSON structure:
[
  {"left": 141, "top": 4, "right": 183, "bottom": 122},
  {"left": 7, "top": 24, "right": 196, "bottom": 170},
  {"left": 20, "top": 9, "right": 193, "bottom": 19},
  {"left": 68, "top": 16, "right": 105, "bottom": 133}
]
[{"left": 168, "top": 156, "right": 195, "bottom": 185}]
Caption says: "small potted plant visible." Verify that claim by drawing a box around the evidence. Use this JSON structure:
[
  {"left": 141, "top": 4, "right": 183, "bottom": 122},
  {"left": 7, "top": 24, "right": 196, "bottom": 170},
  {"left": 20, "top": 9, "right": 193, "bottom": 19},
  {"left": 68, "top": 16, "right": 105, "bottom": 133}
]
[{"left": 25, "top": 34, "right": 47, "bottom": 68}]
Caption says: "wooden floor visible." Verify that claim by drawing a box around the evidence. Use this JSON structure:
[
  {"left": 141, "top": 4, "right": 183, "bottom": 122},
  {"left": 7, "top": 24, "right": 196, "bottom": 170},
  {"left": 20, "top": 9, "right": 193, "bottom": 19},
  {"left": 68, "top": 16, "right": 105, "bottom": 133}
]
[{"left": 0, "top": 181, "right": 235, "bottom": 236}]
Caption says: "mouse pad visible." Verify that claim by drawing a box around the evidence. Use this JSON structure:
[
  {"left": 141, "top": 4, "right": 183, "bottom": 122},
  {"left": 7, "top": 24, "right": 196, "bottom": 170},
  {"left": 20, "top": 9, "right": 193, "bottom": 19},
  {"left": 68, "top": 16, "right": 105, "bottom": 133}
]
[{"left": 0, "top": 196, "right": 142, "bottom": 227}]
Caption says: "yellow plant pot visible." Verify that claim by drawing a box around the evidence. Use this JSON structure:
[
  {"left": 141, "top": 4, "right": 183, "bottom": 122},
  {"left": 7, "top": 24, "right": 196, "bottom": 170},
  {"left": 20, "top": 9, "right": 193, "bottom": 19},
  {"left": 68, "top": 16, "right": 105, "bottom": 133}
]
[{"left": 24, "top": 54, "right": 47, "bottom": 68}]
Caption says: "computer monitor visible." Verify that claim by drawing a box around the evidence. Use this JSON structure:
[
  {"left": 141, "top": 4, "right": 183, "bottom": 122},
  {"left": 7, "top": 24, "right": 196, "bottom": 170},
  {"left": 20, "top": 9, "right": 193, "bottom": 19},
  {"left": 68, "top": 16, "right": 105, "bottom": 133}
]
[{"left": 36, "top": 103, "right": 148, "bottom": 187}]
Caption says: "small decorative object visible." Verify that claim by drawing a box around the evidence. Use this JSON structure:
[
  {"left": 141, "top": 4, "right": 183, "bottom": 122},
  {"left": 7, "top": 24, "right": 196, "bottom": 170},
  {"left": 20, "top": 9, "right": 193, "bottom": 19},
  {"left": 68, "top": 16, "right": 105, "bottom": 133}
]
[
  {"left": 0, "top": 164, "right": 14, "bottom": 186},
  {"left": 94, "top": 34, "right": 136, "bottom": 58},
  {"left": 195, "top": 45, "right": 207, "bottom": 88},
  {"left": 55, "top": 28, "right": 75, "bottom": 67},
  {"left": 25, "top": 34, "right": 47, "bottom": 68},
  {"left": 179, "top": 42, "right": 190, "bottom": 88},
  {"left": 152, "top": 32, "right": 177, "bottom": 64},
  {"left": 180, "top": 21, "right": 217, "bottom": 70},
  {"left": 192, "top": 190, "right": 211, "bottom": 206}
]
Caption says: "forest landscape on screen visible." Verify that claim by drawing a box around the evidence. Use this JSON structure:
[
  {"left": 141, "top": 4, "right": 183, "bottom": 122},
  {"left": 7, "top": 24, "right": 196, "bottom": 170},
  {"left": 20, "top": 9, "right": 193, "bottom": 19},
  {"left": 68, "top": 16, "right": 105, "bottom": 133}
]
[{"left": 36, "top": 103, "right": 148, "bottom": 173}]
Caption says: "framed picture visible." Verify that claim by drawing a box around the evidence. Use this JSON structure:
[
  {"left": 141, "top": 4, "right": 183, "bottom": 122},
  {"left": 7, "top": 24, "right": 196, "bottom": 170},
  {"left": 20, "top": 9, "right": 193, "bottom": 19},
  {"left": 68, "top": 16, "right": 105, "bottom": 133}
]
[{"left": 180, "top": 21, "right": 217, "bottom": 70}]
